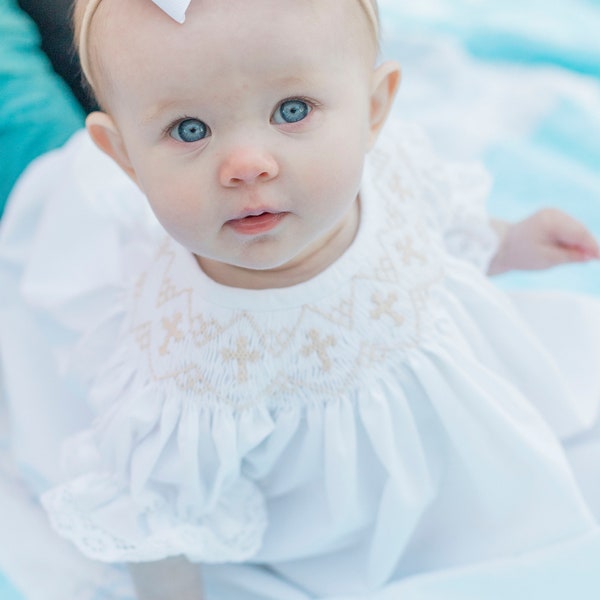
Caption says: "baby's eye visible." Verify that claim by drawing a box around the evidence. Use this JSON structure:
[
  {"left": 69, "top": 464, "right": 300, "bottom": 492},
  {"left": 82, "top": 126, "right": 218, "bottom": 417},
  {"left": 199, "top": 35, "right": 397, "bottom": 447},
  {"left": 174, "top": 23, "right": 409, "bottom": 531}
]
[
  {"left": 272, "top": 99, "right": 311, "bottom": 125},
  {"left": 170, "top": 118, "right": 209, "bottom": 143}
]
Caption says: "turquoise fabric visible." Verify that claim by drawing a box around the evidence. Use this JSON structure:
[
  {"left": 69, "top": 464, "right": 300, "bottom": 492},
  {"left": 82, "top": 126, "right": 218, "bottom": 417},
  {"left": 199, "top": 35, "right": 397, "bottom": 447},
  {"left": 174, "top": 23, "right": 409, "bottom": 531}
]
[
  {"left": 0, "top": 3, "right": 83, "bottom": 593},
  {"left": 0, "top": 576, "right": 21, "bottom": 600},
  {"left": 381, "top": 0, "right": 600, "bottom": 77},
  {"left": 0, "top": 0, "right": 84, "bottom": 218}
]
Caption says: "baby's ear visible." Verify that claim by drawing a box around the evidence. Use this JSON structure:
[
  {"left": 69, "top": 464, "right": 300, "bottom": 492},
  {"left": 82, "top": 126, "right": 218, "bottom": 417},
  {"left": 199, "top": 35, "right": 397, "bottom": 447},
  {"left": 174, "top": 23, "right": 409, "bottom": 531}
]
[
  {"left": 368, "top": 61, "right": 401, "bottom": 148},
  {"left": 86, "top": 112, "right": 138, "bottom": 183}
]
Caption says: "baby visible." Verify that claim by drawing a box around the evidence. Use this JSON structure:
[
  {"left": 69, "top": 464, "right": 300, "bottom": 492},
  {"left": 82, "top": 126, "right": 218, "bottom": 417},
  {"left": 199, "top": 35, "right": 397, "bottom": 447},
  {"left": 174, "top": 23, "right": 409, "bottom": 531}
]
[{"left": 2, "top": 0, "right": 600, "bottom": 599}]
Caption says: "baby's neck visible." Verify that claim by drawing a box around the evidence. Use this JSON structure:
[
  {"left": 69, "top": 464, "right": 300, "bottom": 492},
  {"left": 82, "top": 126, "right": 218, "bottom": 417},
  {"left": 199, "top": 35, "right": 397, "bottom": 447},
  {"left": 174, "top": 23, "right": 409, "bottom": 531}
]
[{"left": 197, "top": 200, "right": 360, "bottom": 290}]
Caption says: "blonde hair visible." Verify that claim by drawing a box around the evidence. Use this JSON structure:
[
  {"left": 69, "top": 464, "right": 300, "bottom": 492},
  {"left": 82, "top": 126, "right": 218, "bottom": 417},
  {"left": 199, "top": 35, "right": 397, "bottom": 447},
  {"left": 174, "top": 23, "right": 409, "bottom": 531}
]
[{"left": 75, "top": 0, "right": 380, "bottom": 94}]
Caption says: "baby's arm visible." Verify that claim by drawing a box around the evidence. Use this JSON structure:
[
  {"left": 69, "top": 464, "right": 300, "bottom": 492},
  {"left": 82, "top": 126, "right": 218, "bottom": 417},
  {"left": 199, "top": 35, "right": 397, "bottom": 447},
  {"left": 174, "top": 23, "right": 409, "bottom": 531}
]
[
  {"left": 129, "top": 557, "right": 204, "bottom": 600},
  {"left": 487, "top": 208, "right": 600, "bottom": 276}
]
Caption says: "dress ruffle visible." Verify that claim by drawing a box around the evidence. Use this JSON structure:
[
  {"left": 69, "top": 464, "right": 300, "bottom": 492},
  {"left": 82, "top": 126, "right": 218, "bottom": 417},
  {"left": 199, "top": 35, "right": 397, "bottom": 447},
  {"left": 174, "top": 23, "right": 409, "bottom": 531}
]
[{"left": 42, "top": 332, "right": 272, "bottom": 562}]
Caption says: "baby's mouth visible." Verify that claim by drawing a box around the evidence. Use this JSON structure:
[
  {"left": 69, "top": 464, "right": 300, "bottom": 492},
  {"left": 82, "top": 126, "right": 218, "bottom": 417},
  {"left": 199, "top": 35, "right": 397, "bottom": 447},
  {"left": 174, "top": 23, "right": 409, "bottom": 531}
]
[{"left": 227, "top": 211, "right": 287, "bottom": 235}]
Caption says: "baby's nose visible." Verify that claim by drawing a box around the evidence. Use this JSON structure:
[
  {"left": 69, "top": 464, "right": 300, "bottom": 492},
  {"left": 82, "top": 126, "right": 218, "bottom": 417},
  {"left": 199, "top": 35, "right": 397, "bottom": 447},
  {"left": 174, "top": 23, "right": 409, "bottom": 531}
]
[{"left": 219, "top": 147, "right": 279, "bottom": 187}]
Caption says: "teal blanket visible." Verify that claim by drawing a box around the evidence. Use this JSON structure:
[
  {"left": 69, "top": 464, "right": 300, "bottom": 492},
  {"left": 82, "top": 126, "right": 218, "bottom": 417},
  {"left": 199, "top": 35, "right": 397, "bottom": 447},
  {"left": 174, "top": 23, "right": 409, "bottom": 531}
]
[{"left": 0, "top": 0, "right": 83, "bottom": 217}]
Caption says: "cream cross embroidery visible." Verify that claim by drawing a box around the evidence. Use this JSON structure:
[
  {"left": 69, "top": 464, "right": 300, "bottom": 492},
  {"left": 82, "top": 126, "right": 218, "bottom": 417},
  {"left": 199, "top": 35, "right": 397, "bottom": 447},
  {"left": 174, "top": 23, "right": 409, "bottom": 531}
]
[
  {"left": 302, "top": 329, "right": 337, "bottom": 372},
  {"left": 222, "top": 336, "right": 260, "bottom": 383},
  {"left": 159, "top": 312, "right": 185, "bottom": 355},
  {"left": 157, "top": 275, "right": 179, "bottom": 307},
  {"left": 396, "top": 237, "right": 427, "bottom": 266},
  {"left": 370, "top": 292, "right": 405, "bottom": 326}
]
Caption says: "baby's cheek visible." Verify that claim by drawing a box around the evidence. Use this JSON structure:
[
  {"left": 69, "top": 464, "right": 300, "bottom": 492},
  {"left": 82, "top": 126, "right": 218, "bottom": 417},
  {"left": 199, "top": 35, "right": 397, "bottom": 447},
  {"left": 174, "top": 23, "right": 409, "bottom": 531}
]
[
  {"left": 326, "top": 148, "right": 365, "bottom": 193},
  {"left": 143, "top": 181, "right": 192, "bottom": 232}
]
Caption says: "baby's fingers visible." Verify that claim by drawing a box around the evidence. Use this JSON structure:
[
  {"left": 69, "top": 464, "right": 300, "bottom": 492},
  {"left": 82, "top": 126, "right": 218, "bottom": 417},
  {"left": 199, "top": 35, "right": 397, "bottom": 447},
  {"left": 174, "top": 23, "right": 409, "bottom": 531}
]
[
  {"left": 559, "top": 244, "right": 598, "bottom": 263},
  {"left": 540, "top": 244, "right": 595, "bottom": 269},
  {"left": 556, "top": 230, "right": 600, "bottom": 261},
  {"left": 550, "top": 213, "right": 600, "bottom": 260}
]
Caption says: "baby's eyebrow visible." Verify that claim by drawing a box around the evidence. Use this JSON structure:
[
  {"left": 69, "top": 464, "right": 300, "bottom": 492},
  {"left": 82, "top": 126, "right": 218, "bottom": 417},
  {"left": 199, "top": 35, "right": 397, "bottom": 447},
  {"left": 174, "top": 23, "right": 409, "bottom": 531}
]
[
  {"left": 138, "top": 74, "right": 314, "bottom": 126},
  {"left": 275, "top": 75, "right": 310, "bottom": 87},
  {"left": 139, "top": 99, "right": 182, "bottom": 126}
]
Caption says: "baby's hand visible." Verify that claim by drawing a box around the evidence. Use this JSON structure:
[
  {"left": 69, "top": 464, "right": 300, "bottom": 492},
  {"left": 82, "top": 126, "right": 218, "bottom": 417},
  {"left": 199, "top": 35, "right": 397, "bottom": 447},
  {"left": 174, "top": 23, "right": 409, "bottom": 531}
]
[{"left": 488, "top": 208, "right": 600, "bottom": 276}]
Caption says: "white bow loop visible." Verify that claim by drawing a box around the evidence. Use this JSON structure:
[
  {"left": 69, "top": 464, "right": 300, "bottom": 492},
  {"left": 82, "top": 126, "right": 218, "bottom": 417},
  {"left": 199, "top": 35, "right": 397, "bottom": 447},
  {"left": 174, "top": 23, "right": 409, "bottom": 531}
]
[{"left": 151, "top": 0, "right": 191, "bottom": 23}]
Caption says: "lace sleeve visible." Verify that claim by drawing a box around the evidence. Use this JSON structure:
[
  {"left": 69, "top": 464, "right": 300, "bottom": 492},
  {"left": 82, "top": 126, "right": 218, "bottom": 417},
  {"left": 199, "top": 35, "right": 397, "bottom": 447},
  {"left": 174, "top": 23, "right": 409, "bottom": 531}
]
[
  {"left": 382, "top": 120, "right": 500, "bottom": 271},
  {"left": 424, "top": 158, "right": 499, "bottom": 272}
]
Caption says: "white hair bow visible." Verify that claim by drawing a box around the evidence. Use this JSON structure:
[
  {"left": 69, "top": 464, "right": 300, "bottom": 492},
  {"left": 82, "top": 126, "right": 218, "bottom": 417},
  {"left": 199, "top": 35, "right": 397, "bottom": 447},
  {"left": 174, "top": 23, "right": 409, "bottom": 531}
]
[{"left": 152, "top": 0, "right": 191, "bottom": 23}]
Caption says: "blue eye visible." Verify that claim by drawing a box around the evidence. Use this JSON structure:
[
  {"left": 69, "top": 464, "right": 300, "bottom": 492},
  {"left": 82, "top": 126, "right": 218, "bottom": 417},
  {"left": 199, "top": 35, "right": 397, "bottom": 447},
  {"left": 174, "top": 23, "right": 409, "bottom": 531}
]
[
  {"left": 273, "top": 99, "right": 311, "bottom": 124},
  {"left": 171, "top": 118, "right": 209, "bottom": 143}
]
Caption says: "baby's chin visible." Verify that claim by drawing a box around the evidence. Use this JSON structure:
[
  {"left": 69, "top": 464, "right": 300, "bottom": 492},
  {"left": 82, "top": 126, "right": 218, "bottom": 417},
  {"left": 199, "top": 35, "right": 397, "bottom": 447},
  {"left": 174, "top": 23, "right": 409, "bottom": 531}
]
[
  {"left": 199, "top": 247, "right": 296, "bottom": 271},
  {"left": 193, "top": 249, "right": 318, "bottom": 289}
]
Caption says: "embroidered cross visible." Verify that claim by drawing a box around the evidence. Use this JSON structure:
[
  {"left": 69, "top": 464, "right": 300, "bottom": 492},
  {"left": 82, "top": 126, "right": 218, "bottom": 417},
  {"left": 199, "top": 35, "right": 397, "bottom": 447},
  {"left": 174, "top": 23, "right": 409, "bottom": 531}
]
[
  {"left": 302, "top": 329, "right": 336, "bottom": 372},
  {"left": 370, "top": 292, "right": 405, "bottom": 326},
  {"left": 222, "top": 336, "right": 260, "bottom": 383},
  {"left": 157, "top": 275, "right": 179, "bottom": 307},
  {"left": 159, "top": 311, "right": 185, "bottom": 356},
  {"left": 358, "top": 343, "right": 388, "bottom": 367},
  {"left": 175, "top": 367, "right": 206, "bottom": 393},
  {"left": 396, "top": 237, "right": 426, "bottom": 266}
]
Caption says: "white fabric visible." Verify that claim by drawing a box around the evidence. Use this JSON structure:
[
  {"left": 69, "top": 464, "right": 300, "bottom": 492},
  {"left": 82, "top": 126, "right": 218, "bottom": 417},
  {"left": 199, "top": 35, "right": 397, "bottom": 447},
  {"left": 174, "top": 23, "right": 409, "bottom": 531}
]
[{"left": 2, "top": 123, "right": 600, "bottom": 598}]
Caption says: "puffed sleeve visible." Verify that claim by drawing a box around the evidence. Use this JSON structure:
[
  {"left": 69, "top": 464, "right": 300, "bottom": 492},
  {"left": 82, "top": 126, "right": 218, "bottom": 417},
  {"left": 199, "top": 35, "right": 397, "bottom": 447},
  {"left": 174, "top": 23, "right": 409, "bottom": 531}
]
[
  {"left": 381, "top": 120, "right": 500, "bottom": 271},
  {"left": 0, "top": 129, "right": 164, "bottom": 491},
  {"left": 41, "top": 337, "right": 273, "bottom": 563}
]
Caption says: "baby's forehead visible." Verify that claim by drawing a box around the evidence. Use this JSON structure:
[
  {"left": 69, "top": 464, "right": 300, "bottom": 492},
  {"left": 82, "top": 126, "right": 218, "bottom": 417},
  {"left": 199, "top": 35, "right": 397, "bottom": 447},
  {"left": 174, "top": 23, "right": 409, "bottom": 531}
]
[{"left": 77, "top": 0, "right": 379, "bottom": 102}]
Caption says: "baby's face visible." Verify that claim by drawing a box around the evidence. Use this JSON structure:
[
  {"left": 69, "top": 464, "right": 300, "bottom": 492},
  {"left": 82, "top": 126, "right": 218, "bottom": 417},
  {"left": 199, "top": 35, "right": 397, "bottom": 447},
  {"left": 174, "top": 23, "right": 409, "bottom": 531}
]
[{"left": 88, "top": 0, "right": 398, "bottom": 287}]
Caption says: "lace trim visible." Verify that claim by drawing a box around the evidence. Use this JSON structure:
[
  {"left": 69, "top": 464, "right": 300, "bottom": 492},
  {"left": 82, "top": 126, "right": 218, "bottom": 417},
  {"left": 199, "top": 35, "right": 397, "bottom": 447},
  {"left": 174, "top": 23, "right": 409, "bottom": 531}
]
[{"left": 42, "top": 473, "right": 267, "bottom": 563}]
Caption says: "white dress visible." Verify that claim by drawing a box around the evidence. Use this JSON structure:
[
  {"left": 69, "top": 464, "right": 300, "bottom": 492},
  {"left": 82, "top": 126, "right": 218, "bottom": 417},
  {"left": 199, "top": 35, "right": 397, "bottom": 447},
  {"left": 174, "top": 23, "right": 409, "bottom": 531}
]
[{"left": 2, "top": 123, "right": 600, "bottom": 600}]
